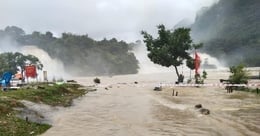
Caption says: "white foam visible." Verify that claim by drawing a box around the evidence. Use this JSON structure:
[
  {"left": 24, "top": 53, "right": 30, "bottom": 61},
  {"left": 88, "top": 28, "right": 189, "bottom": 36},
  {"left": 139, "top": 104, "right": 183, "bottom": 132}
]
[{"left": 21, "top": 45, "right": 68, "bottom": 80}]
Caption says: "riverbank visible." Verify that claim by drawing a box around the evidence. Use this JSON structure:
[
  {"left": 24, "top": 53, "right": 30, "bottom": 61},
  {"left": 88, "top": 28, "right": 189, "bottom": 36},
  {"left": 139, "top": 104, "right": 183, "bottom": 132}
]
[{"left": 0, "top": 82, "right": 93, "bottom": 136}]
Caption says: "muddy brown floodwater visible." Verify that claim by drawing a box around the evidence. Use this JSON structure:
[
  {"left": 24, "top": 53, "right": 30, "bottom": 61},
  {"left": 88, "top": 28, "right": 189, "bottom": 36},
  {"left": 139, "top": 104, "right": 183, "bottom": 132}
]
[{"left": 42, "top": 72, "right": 260, "bottom": 136}]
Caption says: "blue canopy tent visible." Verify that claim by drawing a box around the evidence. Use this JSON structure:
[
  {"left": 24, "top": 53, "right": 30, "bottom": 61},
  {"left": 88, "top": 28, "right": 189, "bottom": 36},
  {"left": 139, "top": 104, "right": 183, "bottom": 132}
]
[{"left": 1, "top": 72, "right": 13, "bottom": 88}]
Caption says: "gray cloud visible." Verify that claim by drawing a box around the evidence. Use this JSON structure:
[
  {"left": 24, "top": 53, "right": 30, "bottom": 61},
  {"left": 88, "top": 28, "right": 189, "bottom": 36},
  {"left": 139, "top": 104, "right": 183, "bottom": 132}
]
[{"left": 0, "top": 0, "right": 218, "bottom": 42}]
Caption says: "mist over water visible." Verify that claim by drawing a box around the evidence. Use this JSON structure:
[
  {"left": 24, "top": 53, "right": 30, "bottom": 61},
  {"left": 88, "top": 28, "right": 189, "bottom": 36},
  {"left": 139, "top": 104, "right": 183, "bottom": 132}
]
[
  {"left": 0, "top": 0, "right": 219, "bottom": 42},
  {"left": 132, "top": 43, "right": 225, "bottom": 75},
  {"left": 0, "top": 37, "right": 20, "bottom": 53},
  {"left": 21, "top": 46, "right": 68, "bottom": 80},
  {"left": 133, "top": 44, "right": 171, "bottom": 74},
  {"left": 199, "top": 53, "right": 225, "bottom": 69}
]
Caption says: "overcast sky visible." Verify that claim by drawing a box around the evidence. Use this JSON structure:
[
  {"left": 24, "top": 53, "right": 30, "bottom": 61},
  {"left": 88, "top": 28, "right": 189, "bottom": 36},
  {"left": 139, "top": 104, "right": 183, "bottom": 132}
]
[{"left": 0, "top": 0, "right": 218, "bottom": 42}]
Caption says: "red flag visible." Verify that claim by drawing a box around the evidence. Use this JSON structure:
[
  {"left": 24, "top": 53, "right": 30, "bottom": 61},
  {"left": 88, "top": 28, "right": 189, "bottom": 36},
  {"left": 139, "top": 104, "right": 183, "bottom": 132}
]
[{"left": 194, "top": 52, "right": 200, "bottom": 74}]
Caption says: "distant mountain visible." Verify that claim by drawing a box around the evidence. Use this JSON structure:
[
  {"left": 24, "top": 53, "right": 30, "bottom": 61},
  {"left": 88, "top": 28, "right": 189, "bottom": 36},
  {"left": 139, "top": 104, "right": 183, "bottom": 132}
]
[
  {"left": 0, "top": 26, "right": 139, "bottom": 76},
  {"left": 191, "top": 0, "right": 260, "bottom": 66},
  {"left": 174, "top": 18, "right": 193, "bottom": 29}
]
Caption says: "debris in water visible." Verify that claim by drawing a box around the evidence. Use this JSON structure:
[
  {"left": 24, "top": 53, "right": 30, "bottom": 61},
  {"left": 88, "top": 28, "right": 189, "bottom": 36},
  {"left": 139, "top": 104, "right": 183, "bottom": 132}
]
[
  {"left": 194, "top": 104, "right": 210, "bottom": 115},
  {"left": 195, "top": 104, "right": 202, "bottom": 109},
  {"left": 199, "top": 108, "right": 210, "bottom": 115},
  {"left": 154, "top": 86, "right": 162, "bottom": 91}
]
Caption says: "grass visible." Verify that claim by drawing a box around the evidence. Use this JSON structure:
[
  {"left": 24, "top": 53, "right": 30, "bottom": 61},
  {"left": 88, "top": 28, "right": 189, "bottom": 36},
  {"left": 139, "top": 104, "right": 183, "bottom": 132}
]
[
  {"left": 0, "top": 83, "right": 89, "bottom": 136},
  {"left": 0, "top": 115, "right": 51, "bottom": 136},
  {"left": 0, "top": 96, "right": 51, "bottom": 136},
  {"left": 2, "top": 83, "right": 87, "bottom": 107}
]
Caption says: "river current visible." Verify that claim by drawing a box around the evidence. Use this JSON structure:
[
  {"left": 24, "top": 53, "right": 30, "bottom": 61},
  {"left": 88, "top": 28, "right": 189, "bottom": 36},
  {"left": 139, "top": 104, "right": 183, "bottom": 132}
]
[{"left": 41, "top": 71, "right": 260, "bottom": 136}]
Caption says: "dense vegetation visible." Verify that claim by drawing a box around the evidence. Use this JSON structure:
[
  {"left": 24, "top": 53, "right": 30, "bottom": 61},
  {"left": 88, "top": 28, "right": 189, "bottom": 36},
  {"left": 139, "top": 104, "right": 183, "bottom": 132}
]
[
  {"left": 0, "top": 26, "right": 139, "bottom": 76},
  {"left": 192, "top": 0, "right": 260, "bottom": 66},
  {"left": 3, "top": 83, "right": 88, "bottom": 107}
]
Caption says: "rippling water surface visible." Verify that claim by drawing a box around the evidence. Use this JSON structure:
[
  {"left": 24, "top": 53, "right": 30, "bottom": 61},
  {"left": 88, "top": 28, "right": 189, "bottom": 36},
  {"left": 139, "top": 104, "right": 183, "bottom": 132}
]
[{"left": 42, "top": 72, "right": 260, "bottom": 136}]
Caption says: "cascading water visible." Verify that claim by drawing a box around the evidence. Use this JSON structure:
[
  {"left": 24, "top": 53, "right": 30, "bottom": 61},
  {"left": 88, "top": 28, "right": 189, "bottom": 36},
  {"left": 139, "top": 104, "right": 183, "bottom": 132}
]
[
  {"left": 132, "top": 43, "right": 226, "bottom": 75},
  {"left": 21, "top": 46, "right": 68, "bottom": 81},
  {"left": 132, "top": 44, "right": 171, "bottom": 74},
  {"left": 199, "top": 53, "right": 225, "bottom": 70},
  {"left": 0, "top": 39, "right": 68, "bottom": 80}
]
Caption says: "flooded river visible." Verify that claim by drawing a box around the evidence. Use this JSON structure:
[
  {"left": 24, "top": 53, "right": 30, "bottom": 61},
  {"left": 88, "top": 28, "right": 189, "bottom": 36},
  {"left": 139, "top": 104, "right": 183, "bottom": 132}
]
[{"left": 42, "top": 72, "right": 260, "bottom": 136}]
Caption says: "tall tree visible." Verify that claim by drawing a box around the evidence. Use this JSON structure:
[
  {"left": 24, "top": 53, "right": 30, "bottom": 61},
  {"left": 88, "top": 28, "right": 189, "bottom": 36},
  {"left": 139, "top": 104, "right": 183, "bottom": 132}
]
[{"left": 141, "top": 24, "right": 202, "bottom": 81}]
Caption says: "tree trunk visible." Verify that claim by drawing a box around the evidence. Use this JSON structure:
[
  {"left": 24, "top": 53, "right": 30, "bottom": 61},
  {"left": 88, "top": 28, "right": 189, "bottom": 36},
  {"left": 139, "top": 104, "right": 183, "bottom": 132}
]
[{"left": 174, "top": 66, "right": 180, "bottom": 79}]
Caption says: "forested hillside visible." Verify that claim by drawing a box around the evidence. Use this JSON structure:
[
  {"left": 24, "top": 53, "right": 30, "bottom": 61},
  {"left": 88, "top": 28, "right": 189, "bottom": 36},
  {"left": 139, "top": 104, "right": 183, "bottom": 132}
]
[
  {"left": 0, "top": 26, "right": 139, "bottom": 76},
  {"left": 192, "top": 0, "right": 260, "bottom": 66}
]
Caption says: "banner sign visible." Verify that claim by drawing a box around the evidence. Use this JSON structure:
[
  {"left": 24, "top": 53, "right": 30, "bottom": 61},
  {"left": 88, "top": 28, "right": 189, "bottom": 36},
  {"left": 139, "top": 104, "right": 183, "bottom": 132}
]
[{"left": 25, "top": 65, "right": 37, "bottom": 78}]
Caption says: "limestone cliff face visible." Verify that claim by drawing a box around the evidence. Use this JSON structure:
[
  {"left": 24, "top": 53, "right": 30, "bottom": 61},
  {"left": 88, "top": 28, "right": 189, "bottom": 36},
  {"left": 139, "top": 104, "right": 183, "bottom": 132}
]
[{"left": 191, "top": 0, "right": 260, "bottom": 66}]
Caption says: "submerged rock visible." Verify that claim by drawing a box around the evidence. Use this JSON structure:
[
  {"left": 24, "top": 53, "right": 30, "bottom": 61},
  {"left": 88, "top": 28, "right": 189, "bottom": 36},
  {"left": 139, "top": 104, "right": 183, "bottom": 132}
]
[
  {"left": 153, "top": 86, "right": 162, "bottom": 91},
  {"left": 93, "top": 78, "right": 101, "bottom": 84},
  {"left": 195, "top": 104, "right": 202, "bottom": 109},
  {"left": 199, "top": 108, "right": 210, "bottom": 115},
  {"left": 194, "top": 104, "right": 210, "bottom": 115}
]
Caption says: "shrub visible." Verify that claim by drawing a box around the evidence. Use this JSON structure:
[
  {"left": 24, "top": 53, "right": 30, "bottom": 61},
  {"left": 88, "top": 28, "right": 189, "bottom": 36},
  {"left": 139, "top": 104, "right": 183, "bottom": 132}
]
[
  {"left": 195, "top": 70, "right": 207, "bottom": 84},
  {"left": 229, "top": 64, "right": 249, "bottom": 84}
]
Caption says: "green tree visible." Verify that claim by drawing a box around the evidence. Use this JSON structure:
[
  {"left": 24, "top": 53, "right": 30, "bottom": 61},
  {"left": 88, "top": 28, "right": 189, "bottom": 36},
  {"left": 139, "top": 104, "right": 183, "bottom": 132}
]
[
  {"left": 0, "top": 52, "right": 43, "bottom": 76},
  {"left": 229, "top": 64, "right": 249, "bottom": 84},
  {"left": 141, "top": 24, "right": 202, "bottom": 81}
]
